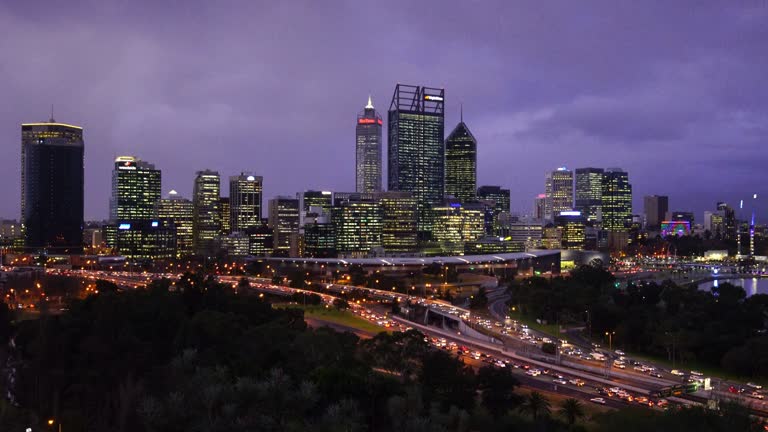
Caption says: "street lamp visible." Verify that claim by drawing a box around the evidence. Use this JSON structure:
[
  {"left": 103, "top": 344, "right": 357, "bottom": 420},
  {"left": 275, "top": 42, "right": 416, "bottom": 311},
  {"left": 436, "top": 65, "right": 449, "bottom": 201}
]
[{"left": 605, "top": 331, "right": 615, "bottom": 351}]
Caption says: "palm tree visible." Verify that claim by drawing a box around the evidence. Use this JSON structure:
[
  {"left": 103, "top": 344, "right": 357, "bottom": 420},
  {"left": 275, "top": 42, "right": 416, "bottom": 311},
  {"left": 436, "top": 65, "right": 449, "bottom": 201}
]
[
  {"left": 559, "top": 398, "right": 585, "bottom": 426},
  {"left": 520, "top": 391, "right": 551, "bottom": 421}
]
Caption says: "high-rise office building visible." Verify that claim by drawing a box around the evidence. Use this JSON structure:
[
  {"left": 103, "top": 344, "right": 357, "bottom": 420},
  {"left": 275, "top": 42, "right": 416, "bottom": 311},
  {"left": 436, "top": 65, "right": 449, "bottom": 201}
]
[
  {"left": 575, "top": 168, "right": 604, "bottom": 223},
  {"left": 229, "top": 173, "right": 263, "bottom": 232},
  {"left": 643, "top": 195, "right": 668, "bottom": 230},
  {"left": 534, "top": 194, "right": 546, "bottom": 220},
  {"left": 331, "top": 197, "right": 383, "bottom": 257},
  {"left": 219, "top": 198, "right": 231, "bottom": 235},
  {"left": 431, "top": 204, "right": 485, "bottom": 255},
  {"left": 477, "top": 186, "right": 510, "bottom": 214},
  {"left": 193, "top": 170, "right": 221, "bottom": 256},
  {"left": 114, "top": 219, "right": 176, "bottom": 260},
  {"left": 555, "top": 211, "right": 586, "bottom": 250},
  {"left": 380, "top": 192, "right": 418, "bottom": 255},
  {"left": 601, "top": 168, "right": 632, "bottom": 232},
  {"left": 356, "top": 96, "right": 383, "bottom": 193},
  {"left": 157, "top": 190, "right": 194, "bottom": 257},
  {"left": 299, "top": 190, "right": 333, "bottom": 227},
  {"left": 388, "top": 84, "right": 445, "bottom": 236},
  {"left": 544, "top": 167, "right": 573, "bottom": 220},
  {"left": 268, "top": 196, "right": 300, "bottom": 256},
  {"left": 21, "top": 120, "right": 84, "bottom": 253},
  {"left": 717, "top": 202, "right": 737, "bottom": 240},
  {"left": 445, "top": 119, "right": 477, "bottom": 202},
  {"left": 110, "top": 156, "right": 161, "bottom": 222}
]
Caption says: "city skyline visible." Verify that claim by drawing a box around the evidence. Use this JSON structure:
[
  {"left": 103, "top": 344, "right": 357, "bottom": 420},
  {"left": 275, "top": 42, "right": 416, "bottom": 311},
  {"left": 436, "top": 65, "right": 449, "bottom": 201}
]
[{"left": 1, "top": 2, "right": 766, "bottom": 222}]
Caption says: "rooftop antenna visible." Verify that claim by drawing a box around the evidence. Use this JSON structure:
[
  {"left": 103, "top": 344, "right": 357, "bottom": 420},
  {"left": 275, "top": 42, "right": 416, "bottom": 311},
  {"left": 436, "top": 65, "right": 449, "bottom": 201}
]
[
  {"left": 49, "top": 104, "right": 55, "bottom": 123},
  {"left": 460, "top": 102, "right": 463, "bottom": 123}
]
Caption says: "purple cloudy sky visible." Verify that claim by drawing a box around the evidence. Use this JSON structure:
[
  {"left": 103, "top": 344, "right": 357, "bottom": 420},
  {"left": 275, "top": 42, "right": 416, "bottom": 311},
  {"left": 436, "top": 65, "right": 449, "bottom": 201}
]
[{"left": 1, "top": 1, "right": 766, "bottom": 222}]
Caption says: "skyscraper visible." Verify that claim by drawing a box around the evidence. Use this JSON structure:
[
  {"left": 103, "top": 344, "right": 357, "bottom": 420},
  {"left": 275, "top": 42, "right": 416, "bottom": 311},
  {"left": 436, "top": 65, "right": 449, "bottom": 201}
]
[
  {"left": 21, "top": 120, "right": 84, "bottom": 253},
  {"left": 477, "top": 186, "right": 511, "bottom": 214},
  {"left": 380, "top": 192, "right": 418, "bottom": 255},
  {"left": 268, "top": 196, "right": 300, "bottom": 256},
  {"left": 575, "top": 168, "right": 604, "bottom": 223},
  {"left": 356, "top": 96, "right": 383, "bottom": 193},
  {"left": 445, "top": 118, "right": 477, "bottom": 202},
  {"left": 110, "top": 156, "right": 161, "bottom": 222},
  {"left": 388, "top": 84, "right": 445, "bottom": 236},
  {"left": 219, "top": 197, "right": 231, "bottom": 235},
  {"left": 229, "top": 173, "right": 263, "bottom": 232},
  {"left": 533, "top": 194, "right": 546, "bottom": 220},
  {"left": 193, "top": 170, "right": 221, "bottom": 256},
  {"left": 331, "top": 196, "right": 383, "bottom": 257},
  {"left": 602, "top": 168, "right": 632, "bottom": 232},
  {"left": 157, "top": 190, "right": 194, "bottom": 257},
  {"left": 643, "top": 195, "right": 668, "bottom": 230},
  {"left": 544, "top": 167, "right": 573, "bottom": 220}
]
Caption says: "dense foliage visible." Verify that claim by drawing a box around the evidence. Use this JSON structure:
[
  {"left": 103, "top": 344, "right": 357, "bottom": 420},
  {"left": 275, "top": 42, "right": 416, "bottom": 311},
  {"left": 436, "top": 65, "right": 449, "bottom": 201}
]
[
  {"left": 0, "top": 271, "right": 763, "bottom": 431},
  {"left": 507, "top": 266, "right": 768, "bottom": 376}
]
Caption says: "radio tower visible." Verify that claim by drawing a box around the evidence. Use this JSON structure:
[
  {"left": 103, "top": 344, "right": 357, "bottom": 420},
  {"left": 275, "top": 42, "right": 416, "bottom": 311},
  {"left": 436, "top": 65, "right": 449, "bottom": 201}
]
[{"left": 750, "top": 194, "right": 757, "bottom": 257}]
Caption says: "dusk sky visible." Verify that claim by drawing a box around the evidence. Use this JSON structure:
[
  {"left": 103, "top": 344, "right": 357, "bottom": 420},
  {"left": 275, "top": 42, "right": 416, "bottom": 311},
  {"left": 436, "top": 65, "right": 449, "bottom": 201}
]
[{"left": 1, "top": 1, "right": 766, "bottom": 223}]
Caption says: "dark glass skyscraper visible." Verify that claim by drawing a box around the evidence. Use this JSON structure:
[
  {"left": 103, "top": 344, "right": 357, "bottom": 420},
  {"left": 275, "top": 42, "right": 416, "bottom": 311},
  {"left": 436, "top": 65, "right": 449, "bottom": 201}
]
[
  {"left": 643, "top": 195, "right": 668, "bottom": 230},
  {"left": 110, "top": 156, "right": 161, "bottom": 222},
  {"left": 21, "top": 120, "right": 84, "bottom": 253},
  {"left": 388, "top": 84, "right": 445, "bottom": 236},
  {"left": 575, "top": 167, "right": 604, "bottom": 224},
  {"left": 445, "top": 119, "right": 477, "bottom": 202},
  {"left": 356, "top": 96, "right": 382, "bottom": 193}
]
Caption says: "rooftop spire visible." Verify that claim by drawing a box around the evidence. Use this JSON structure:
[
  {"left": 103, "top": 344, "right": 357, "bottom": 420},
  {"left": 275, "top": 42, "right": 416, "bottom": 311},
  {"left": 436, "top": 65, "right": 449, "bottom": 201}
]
[
  {"left": 365, "top": 94, "right": 374, "bottom": 109},
  {"left": 460, "top": 102, "right": 463, "bottom": 123},
  {"left": 49, "top": 104, "right": 55, "bottom": 123}
]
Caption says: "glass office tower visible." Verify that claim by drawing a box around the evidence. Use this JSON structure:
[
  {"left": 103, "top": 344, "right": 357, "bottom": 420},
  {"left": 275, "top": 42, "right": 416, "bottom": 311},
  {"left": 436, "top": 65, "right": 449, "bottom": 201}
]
[
  {"left": 193, "top": 170, "right": 221, "bottom": 256},
  {"left": 229, "top": 173, "right": 263, "bottom": 232},
  {"left": 356, "top": 96, "right": 383, "bottom": 193},
  {"left": 445, "top": 120, "right": 477, "bottom": 203},
  {"left": 21, "top": 120, "right": 84, "bottom": 253},
  {"left": 110, "top": 156, "right": 161, "bottom": 222},
  {"left": 388, "top": 84, "right": 445, "bottom": 238},
  {"left": 575, "top": 167, "right": 604, "bottom": 224},
  {"left": 602, "top": 168, "right": 632, "bottom": 232}
]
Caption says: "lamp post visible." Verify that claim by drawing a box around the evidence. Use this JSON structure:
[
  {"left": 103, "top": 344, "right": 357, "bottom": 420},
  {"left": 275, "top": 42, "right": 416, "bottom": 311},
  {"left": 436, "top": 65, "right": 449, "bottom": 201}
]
[{"left": 605, "top": 331, "right": 615, "bottom": 351}]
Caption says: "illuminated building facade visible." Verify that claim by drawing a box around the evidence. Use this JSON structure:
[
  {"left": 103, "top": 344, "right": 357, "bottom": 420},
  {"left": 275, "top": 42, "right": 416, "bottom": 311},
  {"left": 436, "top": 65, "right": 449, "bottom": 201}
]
[
  {"left": 508, "top": 221, "right": 543, "bottom": 250},
  {"left": 601, "top": 168, "right": 632, "bottom": 232},
  {"left": 114, "top": 219, "right": 176, "bottom": 260},
  {"left": 268, "top": 196, "right": 300, "bottom": 256},
  {"left": 300, "top": 190, "right": 333, "bottom": 227},
  {"left": 380, "top": 192, "right": 418, "bottom": 254},
  {"left": 246, "top": 224, "right": 273, "bottom": 256},
  {"left": 229, "top": 173, "right": 263, "bottom": 232},
  {"left": 388, "top": 84, "right": 445, "bottom": 236},
  {"left": 661, "top": 220, "right": 691, "bottom": 237},
  {"left": 356, "top": 96, "right": 383, "bottom": 193},
  {"left": 110, "top": 156, "right": 161, "bottom": 222},
  {"left": 331, "top": 197, "right": 383, "bottom": 257},
  {"left": 555, "top": 211, "right": 586, "bottom": 250},
  {"left": 445, "top": 120, "right": 477, "bottom": 202},
  {"left": 431, "top": 204, "right": 485, "bottom": 255},
  {"left": 219, "top": 198, "right": 231, "bottom": 235},
  {"left": 157, "top": 190, "right": 194, "bottom": 257},
  {"left": 193, "top": 170, "right": 221, "bottom": 256},
  {"left": 575, "top": 168, "right": 603, "bottom": 223},
  {"left": 477, "top": 186, "right": 511, "bottom": 235},
  {"left": 643, "top": 195, "right": 668, "bottom": 230},
  {"left": 544, "top": 167, "right": 573, "bottom": 221},
  {"left": 21, "top": 121, "right": 84, "bottom": 253},
  {"left": 303, "top": 221, "right": 336, "bottom": 258}
]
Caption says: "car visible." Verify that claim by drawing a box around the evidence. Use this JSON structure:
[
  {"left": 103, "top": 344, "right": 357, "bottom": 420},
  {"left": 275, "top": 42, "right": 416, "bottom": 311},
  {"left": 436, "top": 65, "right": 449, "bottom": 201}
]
[
  {"left": 553, "top": 379, "right": 568, "bottom": 385},
  {"left": 590, "top": 397, "right": 606, "bottom": 405},
  {"left": 671, "top": 369, "right": 684, "bottom": 376},
  {"left": 690, "top": 370, "right": 704, "bottom": 377},
  {"left": 614, "top": 363, "right": 626, "bottom": 369},
  {"left": 649, "top": 372, "right": 663, "bottom": 378},
  {"left": 750, "top": 392, "right": 765, "bottom": 400},
  {"left": 569, "top": 379, "right": 585, "bottom": 387},
  {"left": 747, "top": 382, "right": 763, "bottom": 390},
  {"left": 615, "top": 350, "right": 626, "bottom": 356}
]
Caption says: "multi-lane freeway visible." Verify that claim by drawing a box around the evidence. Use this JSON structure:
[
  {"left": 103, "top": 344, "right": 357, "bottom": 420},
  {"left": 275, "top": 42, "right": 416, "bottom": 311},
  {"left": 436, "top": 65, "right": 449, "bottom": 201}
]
[{"left": 45, "top": 268, "right": 768, "bottom": 418}]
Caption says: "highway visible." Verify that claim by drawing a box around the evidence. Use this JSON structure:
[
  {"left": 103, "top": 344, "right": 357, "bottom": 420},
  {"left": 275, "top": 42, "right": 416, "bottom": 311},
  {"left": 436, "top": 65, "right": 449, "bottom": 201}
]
[{"left": 46, "top": 268, "right": 768, "bottom": 417}]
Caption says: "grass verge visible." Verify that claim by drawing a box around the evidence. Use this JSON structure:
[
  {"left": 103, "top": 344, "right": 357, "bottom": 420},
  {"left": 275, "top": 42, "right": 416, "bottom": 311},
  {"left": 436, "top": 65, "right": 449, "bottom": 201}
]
[{"left": 275, "top": 303, "right": 387, "bottom": 335}]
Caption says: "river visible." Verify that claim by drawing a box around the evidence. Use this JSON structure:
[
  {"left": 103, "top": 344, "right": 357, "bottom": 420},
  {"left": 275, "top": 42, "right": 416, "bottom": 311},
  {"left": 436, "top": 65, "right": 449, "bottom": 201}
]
[{"left": 698, "top": 277, "right": 768, "bottom": 297}]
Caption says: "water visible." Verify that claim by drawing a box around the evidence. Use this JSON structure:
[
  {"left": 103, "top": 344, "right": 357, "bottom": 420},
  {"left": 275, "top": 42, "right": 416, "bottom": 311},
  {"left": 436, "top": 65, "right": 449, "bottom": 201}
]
[{"left": 698, "top": 277, "right": 768, "bottom": 297}]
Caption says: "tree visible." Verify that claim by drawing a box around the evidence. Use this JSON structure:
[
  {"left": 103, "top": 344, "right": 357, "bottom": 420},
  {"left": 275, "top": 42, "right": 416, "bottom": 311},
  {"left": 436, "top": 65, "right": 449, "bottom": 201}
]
[
  {"left": 559, "top": 398, "right": 584, "bottom": 426},
  {"left": 477, "top": 365, "right": 521, "bottom": 416},
  {"left": 520, "top": 391, "right": 551, "bottom": 421},
  {"left": 542, "top": 342, "right": 557, "bottom": 355},
  {"left": 469, "top": 287, "right": 488, "bottom": 309},
  {"left": 237, "top": 277, "right": 250, "bottom": 291},
  {"left": 332, "top": 298, "right": 350, "bottom": 311}
]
